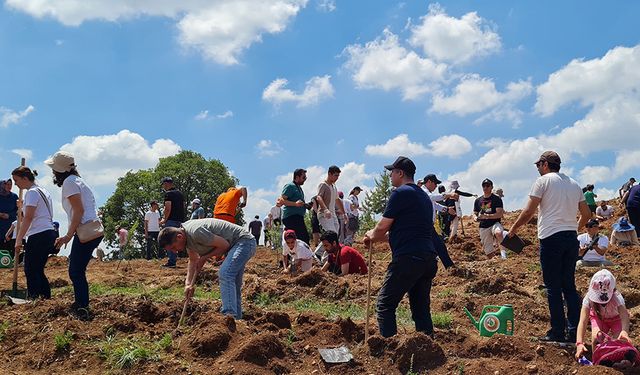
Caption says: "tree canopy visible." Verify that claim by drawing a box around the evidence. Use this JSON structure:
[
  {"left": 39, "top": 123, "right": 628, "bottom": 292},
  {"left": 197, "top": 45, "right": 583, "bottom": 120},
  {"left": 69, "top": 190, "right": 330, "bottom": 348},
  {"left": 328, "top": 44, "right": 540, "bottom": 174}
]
[
  {"left": 100, "top": 150, "right": 239, "bottom": 253},
  {"left": 358, "top": 171, "right": 392, "bottom": 234}
]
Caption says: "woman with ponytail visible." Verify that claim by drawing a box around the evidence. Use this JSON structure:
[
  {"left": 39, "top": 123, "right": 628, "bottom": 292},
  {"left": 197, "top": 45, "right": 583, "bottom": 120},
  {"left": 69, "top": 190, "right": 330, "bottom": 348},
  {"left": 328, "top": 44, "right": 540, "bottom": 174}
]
[{"left": 11, "top": 167, "right": 56, "bottom": 299}]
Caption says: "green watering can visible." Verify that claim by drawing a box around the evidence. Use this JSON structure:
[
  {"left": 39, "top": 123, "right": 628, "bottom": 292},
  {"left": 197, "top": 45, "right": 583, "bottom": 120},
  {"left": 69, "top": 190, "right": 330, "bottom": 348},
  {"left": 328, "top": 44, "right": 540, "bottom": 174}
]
[
  {"left": 0, "top": 250, "right": 13, "bottom": 268},
  {"left": 464, "top": 304, "right": 514, "bottom": 337}
]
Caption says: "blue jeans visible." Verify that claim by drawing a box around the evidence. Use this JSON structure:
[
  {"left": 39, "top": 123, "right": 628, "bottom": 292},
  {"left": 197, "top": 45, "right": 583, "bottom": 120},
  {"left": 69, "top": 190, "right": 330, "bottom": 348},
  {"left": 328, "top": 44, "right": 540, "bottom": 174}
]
[
  {"left": 165, "top": 220, "right": 182, "bottom": 266},
  {"left": 24, "top": 229, "right": 56, "bottom": 299},
  {"left": 219, "top": 238, "right": 256, "bottom": 319},
  {"left": 377, "top": 253, "right": 438, "bottom": 337},
  {"left": 539, "top": 230, "right": 581, "bottom": 337},
  {"left": 69, "top": 235, "right": 104, "bottom": 308}
]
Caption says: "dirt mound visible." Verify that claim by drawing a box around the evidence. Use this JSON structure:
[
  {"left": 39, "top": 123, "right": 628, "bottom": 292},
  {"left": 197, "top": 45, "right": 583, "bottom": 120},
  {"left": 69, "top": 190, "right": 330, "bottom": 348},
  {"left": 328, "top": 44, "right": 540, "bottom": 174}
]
[
  {"left": 367, "top": 333, "right": 446, "bottom": 373},
  {"left": 293, "top": 268, "right": 326, "bottom": 287},
  {"left": 255, "top": 311, "right": 291, "bottom": 330},
  {"left": 188, "top": 326, "right": 232, "bottom": 357},
  {"left": 49, "top": 278, "right": 69, "bottom": 288},
  {"left": 129, "top": 298, "right": 166, "bottom": 323},
  {"left": 233, "top": 333, "right": 286, "bottom": 366},
  {"left": 466, "top": 276, "right": 508, "bottom": 295}
]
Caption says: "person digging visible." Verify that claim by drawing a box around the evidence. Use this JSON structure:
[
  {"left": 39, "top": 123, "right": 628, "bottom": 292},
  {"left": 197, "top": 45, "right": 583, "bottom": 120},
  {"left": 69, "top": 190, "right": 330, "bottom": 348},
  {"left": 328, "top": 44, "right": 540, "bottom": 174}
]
[{"left": 158, "top": 218, "right": 256, "bottom": 320}]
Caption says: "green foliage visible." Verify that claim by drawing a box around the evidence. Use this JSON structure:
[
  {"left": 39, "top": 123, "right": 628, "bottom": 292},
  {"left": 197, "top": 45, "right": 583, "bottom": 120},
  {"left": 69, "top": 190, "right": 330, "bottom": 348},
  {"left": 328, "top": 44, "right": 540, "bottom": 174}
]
[
  {"left": 286, "top": 329, "right": 296, "bottom": 348},
  {"left": 100, "top": 150, "right": 239, "bottom": 255},
  {"left": 98, "top": 335, "right": 162, "bottom": 369},
  {"left": 0, "top": 321, "right": 9, "bottom": 342},
  {"left": 54, "top": 331, "right": 73, "bottom": 352},
  {"left": 432, "top": 312, "right": 453, "bottom": 329},
  {"left": 359, "top": 171, "right": 392, "bottom": 235},
  {"left": 157, "top": 333, "right": 173, "bottom": 351},
  {"left": 252, "top": 292, "right": 279, "bottom": 307}
]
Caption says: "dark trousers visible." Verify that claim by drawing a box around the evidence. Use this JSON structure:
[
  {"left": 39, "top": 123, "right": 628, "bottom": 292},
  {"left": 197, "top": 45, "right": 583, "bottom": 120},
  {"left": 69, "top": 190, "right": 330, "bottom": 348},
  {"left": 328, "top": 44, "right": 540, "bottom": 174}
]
[
  {"left": 24, "top": 230, "right": 55, "bottom": 299},
  {"left": 146, "top": 231, "right": 159, "bottom": 260},
  {"left": 628, "top": 207, "right": 640, "bottom": 237},
  {"left": 69, "top": 235, "right": 103, "bottom": 308},
  {"left": 165, "top": 220, "right": 182, "bottom": 265},
  {"left": 252, "top": 235, "right": 260, "bottom": 246},
  {"left": 282, "top": 215, "right": 310, "bottom": 245},
  {"left": 377, "top": 253, "right": 438, "bottom": 337},
  {"left": 539, "top": 230, "right": 581, "bottom": 337}
]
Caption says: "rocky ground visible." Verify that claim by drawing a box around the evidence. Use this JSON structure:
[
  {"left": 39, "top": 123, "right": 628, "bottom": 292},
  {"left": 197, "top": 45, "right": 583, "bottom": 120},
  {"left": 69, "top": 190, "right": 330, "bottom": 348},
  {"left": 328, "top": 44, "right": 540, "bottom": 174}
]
[{"left": 1, "top": 209, "right": 639, "bottom": 374}]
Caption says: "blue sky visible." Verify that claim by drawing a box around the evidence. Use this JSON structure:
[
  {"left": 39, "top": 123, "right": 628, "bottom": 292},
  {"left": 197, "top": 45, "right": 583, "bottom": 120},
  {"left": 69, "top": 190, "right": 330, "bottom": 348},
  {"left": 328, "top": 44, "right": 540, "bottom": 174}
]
[{"left": 1, "top": 0, "right": 640, "bottom": 237}]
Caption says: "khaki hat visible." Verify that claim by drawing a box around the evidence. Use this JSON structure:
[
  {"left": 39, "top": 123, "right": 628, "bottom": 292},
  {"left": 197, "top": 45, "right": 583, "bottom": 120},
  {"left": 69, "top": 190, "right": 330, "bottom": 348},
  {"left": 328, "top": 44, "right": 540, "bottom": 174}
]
[{"left": 44, "top": 151, "right": 76, "bottom": 173}]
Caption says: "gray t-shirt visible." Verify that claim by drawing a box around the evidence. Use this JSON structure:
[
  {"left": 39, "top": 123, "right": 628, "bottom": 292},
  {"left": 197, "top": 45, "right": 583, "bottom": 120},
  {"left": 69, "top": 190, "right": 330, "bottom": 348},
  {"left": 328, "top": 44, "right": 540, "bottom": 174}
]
[{"left": 182, "top": 218, "right": 254, "bottom": 256}]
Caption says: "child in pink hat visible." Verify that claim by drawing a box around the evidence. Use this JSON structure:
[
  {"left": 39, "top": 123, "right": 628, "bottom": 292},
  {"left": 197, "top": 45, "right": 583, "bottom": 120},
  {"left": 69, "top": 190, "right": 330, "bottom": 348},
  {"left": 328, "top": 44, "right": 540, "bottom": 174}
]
[{"left": 575, "top": 269, "right": 632, "bottom": 360}]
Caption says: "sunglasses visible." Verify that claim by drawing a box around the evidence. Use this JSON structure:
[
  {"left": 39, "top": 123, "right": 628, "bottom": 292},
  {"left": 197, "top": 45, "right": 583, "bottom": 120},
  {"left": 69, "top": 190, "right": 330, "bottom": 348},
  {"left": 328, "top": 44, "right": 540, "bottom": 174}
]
[{"left": 535, "top": 161, "right": 546, "bottom": 167}]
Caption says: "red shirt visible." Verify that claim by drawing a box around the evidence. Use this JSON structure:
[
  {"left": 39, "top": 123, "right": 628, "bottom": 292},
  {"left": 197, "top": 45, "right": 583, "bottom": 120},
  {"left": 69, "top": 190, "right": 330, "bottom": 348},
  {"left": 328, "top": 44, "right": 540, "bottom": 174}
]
[{"left": 328, "top": 245, "right": 368, "bottom": 275}]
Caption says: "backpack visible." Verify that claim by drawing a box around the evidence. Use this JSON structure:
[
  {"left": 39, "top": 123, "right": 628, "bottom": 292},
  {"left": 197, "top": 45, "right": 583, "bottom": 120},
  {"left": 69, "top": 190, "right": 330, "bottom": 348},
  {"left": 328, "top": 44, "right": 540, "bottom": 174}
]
[{"left": 592, "top": 332, "right": 640, "bottom": 367}]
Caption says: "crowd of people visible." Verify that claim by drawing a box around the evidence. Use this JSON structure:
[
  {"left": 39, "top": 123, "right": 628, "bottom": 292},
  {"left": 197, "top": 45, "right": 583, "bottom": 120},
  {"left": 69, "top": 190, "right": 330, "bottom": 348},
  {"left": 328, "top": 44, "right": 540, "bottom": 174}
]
[{"left": 1, "top": 148, "right": 640, "bottom": 366}]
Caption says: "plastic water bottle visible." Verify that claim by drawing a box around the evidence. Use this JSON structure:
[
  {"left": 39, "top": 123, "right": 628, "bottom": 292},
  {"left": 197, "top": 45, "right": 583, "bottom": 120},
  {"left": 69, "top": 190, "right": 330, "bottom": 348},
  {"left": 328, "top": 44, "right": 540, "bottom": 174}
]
[{"left": 578, "top": 356, "right": 593, "bottom": 366}]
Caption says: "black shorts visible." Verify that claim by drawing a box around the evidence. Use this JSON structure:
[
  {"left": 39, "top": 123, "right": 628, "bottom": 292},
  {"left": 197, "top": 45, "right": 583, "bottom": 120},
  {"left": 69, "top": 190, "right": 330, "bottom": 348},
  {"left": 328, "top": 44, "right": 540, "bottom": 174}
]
[
  {"left": 311, "top": 210, "right": 321, "bottom": 234},
  {"left": 588, "top": 204, "right": 597, "bottom": 213}
]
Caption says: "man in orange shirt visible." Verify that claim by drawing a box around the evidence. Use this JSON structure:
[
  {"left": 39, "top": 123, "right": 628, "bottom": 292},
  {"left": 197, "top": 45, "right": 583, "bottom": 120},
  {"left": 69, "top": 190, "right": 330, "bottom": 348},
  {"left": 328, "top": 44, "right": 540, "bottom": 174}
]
[{"left": 214, "top": 186, "right": 248, "bottom": 224}]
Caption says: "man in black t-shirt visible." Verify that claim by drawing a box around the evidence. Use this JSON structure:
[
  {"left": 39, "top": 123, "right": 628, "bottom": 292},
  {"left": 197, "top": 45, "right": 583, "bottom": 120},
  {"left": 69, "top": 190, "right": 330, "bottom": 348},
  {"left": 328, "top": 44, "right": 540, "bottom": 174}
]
[
  {"left": 248, "top": 215, "right": 262, "bottom": 245},
  {"left": 473, "top": 178, "right": 504, "bottom": 258},
  {"left": 160, "top": 177, "right": 185, "bottom": 268},
  {"left": 364, "top": 156, "right": 440, "bottom": 338}
]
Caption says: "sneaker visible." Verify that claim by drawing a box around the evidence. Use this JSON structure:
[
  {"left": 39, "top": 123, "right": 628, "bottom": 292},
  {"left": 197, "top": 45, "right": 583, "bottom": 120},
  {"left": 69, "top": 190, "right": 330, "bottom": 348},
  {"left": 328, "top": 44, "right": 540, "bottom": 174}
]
[
  {"left": 162, "top": 263, "right": 176, "bottom": 268},
  {"left": 538, "top": 330, "right": 567, "bottom": 343},
  {"left": 70, "top": 303, "right": 92, "bottom": 321}
]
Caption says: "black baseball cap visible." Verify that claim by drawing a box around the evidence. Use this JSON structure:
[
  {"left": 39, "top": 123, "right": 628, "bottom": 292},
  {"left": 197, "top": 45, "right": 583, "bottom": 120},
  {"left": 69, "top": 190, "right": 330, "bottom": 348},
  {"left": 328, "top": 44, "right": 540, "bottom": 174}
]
[
  {"left": 161, "top": 176, "right": 173, "bottom": 184},
  {"left": 482, "top": 178, "right": 493, "bottom": 186},
  {"left": 586, "top": 219, "right": 600, "bottom": 228},
  {"left": 384, "top": 156, "right": 416, "bottom": 175},
  {"left": 423, "top": 174, "right": 441, "bottom": 184}
]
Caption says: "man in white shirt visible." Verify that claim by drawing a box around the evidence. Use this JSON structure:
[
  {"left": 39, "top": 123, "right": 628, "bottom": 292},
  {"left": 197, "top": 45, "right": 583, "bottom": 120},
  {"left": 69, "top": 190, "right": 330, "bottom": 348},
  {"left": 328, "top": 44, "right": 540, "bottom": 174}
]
[
  {"left": 595, "top": 200, "right": 614, "bottom": 222},
  {"left": 144, "top": 201, "right": 161, "bottom": 260},
  {"left": 508, "top": 151, "right": 591, "bottom": 343},
  {"left": 422, "top": 174, "right": 457, "bottom": 222},
  {"left": 577, "top": 219, "right": 613, "bottom": 267}
]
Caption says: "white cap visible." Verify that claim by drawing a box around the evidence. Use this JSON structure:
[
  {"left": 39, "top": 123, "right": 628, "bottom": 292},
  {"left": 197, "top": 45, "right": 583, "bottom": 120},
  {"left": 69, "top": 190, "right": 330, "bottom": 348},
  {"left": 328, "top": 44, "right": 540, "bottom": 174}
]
[
  {"left": 587, "top": 269, "right": 616, "bottom": 304},
  {"left": 192, "top": 198, "right": 201, "bottom": 205},
  {"left": 449, "top": 180, "right": 460, "bottom": 189},
  {"left": 44, "top": 151, "right": 76, "bottom": 173}
]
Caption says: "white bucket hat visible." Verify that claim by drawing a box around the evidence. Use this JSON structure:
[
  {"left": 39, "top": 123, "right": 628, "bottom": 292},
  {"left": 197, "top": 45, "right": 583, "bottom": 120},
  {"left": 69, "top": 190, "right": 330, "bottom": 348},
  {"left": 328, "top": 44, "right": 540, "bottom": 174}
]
[
  {"left": 192, "top": 198, "right": 201, "bottom": 205},
  {"left": 587, "top": 269, "right": 616, "bottom": 304},
  {"left": 44, "top": 151, "right": 76, "bottom": 173}
]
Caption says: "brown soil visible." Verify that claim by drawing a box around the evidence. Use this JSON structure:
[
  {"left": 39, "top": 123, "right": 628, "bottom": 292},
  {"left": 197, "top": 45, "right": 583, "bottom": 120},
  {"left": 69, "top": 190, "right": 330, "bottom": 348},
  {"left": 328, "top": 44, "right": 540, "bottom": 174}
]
[{"left": 1, "top": 209, "right": 639, "bottom": 374}]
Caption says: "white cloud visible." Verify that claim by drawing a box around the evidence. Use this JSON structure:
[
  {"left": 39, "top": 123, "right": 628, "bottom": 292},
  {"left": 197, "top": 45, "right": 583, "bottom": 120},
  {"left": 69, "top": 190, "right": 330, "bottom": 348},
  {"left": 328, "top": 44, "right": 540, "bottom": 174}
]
[
  {"left": 55, "top": 39, "right": 64, "bottom": 46},
  {"left": 578, "top": 166, "right": 611, "bottom": 185},
  {"left": 216, "top": 110, "right": 233, "bottom": 119},
  {"left": 343, "top": 29, "right": 447, "bottom": 100},
  {"left": 365, "top": 134, "right": 429, "bottom": 157},
  {"left": 194, "top": 109, "right": 233, "bottom": 120},
  {"left": 194, "top": 110, "right": 209, "bottom": 120},
  {"left": 428, "top": 134, "right": 472, "bottom": 158},
  {"left": 256, "top": 139, "right": 283, "bottom": 157},
  {"left": 11, "top": 148, "right": 33, "bottom": 160},
  {"left": 52, "top": 129, "right": 181, "bottom": 186},
  {"left": 431, "top": 75, "right": 532, "bottom": 126},
  {"left": 316, "top": 0, "right": 336, "bottom": 12},
  {"left": 409, "top": 3, "right": 501, "bottom": 64},
  {"left": 579, "top": 149, "right": 640, "bottom": 185},
  {"left": 0, "top": 104, "right": 35, "bottom": 128},
  {"left": 535, "top": 45, "right": 640, "bottom": 116},
  {"left": 262, "top": 75, "right": 334, "bottom": 107},
  {"left": 7, "top": 0, "right": 308, "bottom": 66}
]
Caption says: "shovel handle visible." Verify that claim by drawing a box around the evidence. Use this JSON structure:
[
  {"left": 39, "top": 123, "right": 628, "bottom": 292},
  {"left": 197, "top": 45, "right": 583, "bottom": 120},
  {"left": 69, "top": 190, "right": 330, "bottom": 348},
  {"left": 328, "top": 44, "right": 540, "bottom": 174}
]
[
  {"left": 364, "top": 242, "right": 373, "bottom": 343},
  {"left": 11, "top": 158, "right": 26, "bottom": 291}
]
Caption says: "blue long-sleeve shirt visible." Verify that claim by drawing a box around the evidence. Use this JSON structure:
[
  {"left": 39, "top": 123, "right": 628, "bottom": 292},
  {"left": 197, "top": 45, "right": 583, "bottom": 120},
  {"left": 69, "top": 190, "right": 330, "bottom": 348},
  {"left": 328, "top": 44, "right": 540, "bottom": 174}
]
[{"left": 0, "top": 192, "right": 18, "bottom": 237}]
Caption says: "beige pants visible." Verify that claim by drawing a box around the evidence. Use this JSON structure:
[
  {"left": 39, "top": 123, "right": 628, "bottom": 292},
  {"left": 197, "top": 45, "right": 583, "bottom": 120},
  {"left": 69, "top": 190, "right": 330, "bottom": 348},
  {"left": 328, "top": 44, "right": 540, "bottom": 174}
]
[{"left": 479, "top": 222, "right": 504, "bottom": 255}]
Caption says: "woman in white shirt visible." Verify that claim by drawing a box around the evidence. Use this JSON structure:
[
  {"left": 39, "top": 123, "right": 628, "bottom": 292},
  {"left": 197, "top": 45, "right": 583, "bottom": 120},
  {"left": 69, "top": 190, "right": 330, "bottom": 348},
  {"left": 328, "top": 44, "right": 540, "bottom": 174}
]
[
  {"left": 45, "top": 151, "right": 103, "bottom": 318},
  {"left": 11, "top": 166, "right": 56, "bottom": 299},
  {"left": 282, "top": 229, "right": 314, "bottom": 274}
]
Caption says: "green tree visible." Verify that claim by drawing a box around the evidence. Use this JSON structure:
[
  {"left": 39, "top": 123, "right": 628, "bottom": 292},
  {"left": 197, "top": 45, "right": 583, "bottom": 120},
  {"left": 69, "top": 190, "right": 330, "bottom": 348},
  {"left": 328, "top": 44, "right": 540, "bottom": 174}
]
[
  {"left": 358, "top": 171, "right": 392, "bottom": 234},
  {"left": 100, "top": 151, "right": 239, "bottom": 254}
]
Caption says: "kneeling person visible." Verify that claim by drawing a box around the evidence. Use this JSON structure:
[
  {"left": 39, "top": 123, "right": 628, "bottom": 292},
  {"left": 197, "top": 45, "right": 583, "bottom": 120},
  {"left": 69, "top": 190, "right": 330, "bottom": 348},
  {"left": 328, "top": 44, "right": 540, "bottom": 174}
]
[
  {"left": 320, "top": 231, "right": 367, "bottom": 275},
  {"left": 282, "top": 230, "right": 314, "bottom": 274},
  {"left": 158, "top": 218, "right": 256, "bottom": 319},
  {"left": 577, "top": 219, "right": 613, "bottom": 267}
]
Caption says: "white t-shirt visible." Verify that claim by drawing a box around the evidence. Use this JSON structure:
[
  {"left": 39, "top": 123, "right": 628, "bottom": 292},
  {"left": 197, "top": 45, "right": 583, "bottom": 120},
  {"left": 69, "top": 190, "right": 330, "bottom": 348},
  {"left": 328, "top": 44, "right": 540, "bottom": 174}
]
[
  {"left": 582, "top": 292, "right": 624, "bottom": 320},
  {"left": 61, "top": 175, "right": 99, "bottom": 224},
  {"left": 529, "top": 172, "right": 584, "bottom": 239},
  {"left": 342, "top": 198, "right": 353, "bottom": 216},
  {"left": 23, "top": 185, "right": 54, "bottom": 236},
  {"left": 269, "top": 206, "right": 281, "bottom": 220},
  {"left": 578, "top": 232, "right": 609, "bottom": 262},
  {"left": 282, "top": 238, "right": 314, "bottom": 260},
  {"left": 349, "top": 195, "right": 360, "bottom": 217},
  {"left": 145, "top": 210, "right": 161, "bottom": 232},
  {"left": 10, "top": 220, "right": 17, "bottom": 239},
  {"left": 595, "top": 205, "right": 614, "bottom": 219}
]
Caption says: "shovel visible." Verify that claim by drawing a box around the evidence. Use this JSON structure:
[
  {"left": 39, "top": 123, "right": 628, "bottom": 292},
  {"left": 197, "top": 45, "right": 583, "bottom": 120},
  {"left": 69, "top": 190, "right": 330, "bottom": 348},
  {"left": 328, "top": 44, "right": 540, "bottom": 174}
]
[
  {"left": 364, "top": 242, "right": 373, "bottom": 343},
  {"left": 1, "top": 157, "right": 28, "bottom": 303}
]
